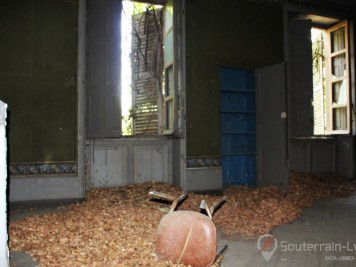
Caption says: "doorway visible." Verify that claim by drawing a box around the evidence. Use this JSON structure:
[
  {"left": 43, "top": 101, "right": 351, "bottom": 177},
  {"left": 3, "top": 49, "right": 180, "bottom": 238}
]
[{"left": 220, "top": 68, "right": 256, "bottom": 185}]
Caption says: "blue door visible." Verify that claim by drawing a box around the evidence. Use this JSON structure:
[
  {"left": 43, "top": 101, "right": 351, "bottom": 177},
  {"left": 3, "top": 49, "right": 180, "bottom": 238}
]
[{"left": 220, "top": 68, "right": 256, "bottom": 185}]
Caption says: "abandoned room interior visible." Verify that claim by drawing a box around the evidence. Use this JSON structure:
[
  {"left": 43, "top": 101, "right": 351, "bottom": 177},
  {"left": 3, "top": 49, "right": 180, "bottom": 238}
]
[{"left": 1, "top": 0, "right": 356, "bottom": 266}]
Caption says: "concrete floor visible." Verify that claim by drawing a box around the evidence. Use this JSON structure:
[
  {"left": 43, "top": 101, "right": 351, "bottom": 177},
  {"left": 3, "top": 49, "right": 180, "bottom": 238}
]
[
  {"left": 220, "top": 194, "right": 356, "bottom": 267},
  {"left": 9, "top": 195, "right": 356, "bottom": 267}
]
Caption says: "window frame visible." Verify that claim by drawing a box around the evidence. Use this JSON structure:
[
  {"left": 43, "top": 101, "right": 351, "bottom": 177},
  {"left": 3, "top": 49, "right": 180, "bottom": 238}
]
[
  {"left": 325, "top": 20, "right": 351, "bottom": 134},
  {"left": 162, "top": 0, "right": 176, "bottom": 135},
  {"left": 163, "top": 64, "right": 174, "bottom": 133}
]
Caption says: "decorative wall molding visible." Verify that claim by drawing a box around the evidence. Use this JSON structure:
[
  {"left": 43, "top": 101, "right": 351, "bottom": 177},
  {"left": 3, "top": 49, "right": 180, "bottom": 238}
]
[
  {"left": 9, "top": 162, "right": 77, "bottom": 175},
  {"left": 186, "top": 157, "right": 221, "bottom": 168}
]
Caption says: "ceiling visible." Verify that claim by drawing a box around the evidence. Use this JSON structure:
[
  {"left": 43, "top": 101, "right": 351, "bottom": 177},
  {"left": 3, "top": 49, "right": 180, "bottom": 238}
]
[{"left": 294, "top": 14, "right": 341, "bottom": 28}]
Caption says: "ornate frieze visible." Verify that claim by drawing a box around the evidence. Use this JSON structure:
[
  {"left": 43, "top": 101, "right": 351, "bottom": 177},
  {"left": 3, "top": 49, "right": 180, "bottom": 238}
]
[
  {"left": 186, "top": 157, "right": 221, "bottom": 168},
  {"left": 9, "top": 162, "right": 77, "bottom": 175}
]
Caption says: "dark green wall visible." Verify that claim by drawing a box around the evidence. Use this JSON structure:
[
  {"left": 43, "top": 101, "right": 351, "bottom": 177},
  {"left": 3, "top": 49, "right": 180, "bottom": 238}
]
[
  {"left": 186, "top": 0, "right": 284, "bottom": 157},
  {"left": 0, "top": 0, "right": 78, "bottom": 163}
]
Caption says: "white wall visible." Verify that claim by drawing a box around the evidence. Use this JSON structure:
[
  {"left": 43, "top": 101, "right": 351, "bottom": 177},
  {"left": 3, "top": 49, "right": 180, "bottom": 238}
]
[{"left": 0, "top": 100, "right": 9, "bottom": 266}]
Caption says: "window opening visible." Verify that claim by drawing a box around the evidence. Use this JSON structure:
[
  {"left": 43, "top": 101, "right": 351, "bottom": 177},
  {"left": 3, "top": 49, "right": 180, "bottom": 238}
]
[
  {"left": 312, "top": 28, "right": 327, "bottom": 135},
  {"left": 312, "top": 21, "right": 350, "bottom": 135},
  {"left": 121, "top": 1, "right": 164, "bottom": 136}
]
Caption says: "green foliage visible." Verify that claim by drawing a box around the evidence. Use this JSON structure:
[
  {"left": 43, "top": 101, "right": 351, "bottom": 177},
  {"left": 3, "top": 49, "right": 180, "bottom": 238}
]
[{"left": 132, "top": 2, "right": 162, "bottom": 15}]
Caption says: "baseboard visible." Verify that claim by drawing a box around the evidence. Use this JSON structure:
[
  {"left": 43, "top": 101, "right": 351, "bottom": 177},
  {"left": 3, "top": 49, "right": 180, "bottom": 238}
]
[
  {"left": 9, "top": 174, "right": 84, "bottom": 202},
  {"left": 185, "top": 167, "right": 222, "bottom": 192}
]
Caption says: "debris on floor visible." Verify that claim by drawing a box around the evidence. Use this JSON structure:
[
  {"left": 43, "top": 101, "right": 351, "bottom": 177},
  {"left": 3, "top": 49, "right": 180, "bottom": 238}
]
[{"left": 9, "top": 171, "right": 356, "bottom": 266}]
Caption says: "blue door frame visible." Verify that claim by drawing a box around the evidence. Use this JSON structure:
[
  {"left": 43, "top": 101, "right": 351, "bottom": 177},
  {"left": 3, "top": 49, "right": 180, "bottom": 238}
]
[{"left": 220, "top": 68, "right": 256, "bottom": 185}]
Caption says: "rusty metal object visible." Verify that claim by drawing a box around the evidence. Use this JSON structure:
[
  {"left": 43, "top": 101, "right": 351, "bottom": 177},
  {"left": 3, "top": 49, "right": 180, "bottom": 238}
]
[
  {"left": 156, "top": 211, "right": 217, "bottom": 267},
  {"left": 214, "top": 244, "right": 228, "bottom": 266},
  {"left": 149, "top": 191, "right": 227, "bottom": 267},
  {"left": 199, "top": 200, "right": 213, "bottom": 219}
]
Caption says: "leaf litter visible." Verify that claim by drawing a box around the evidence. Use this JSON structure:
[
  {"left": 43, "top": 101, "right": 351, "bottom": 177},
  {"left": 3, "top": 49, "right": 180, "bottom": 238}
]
[{"left": 9, "top": 171, "right": 356, "bottom": 266}]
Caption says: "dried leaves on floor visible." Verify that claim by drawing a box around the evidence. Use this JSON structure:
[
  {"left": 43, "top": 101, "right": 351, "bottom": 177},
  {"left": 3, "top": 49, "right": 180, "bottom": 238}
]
[{"left": 9, "top": 171, "right": 356, "bottom": 266}]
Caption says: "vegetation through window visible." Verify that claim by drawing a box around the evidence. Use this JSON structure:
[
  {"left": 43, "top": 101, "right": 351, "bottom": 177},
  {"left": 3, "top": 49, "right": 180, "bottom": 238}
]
[
  {"left": 312, "top": 21, "right": 350, "bottom": 135},
  {"left": 121, "top": 1, "right": 164, "bottom": 136}
]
